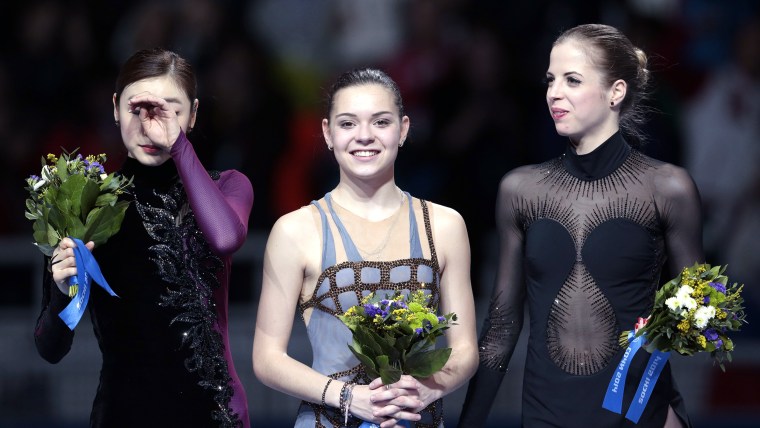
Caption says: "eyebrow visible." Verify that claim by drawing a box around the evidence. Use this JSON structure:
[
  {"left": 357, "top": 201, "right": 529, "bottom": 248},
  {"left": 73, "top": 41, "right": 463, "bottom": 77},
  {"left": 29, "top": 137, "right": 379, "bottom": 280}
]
[
  {"left": 335, "top": 111, "right": 395, "bottom": 119},
  {"left": 162, "top": 97, "right": 186, "bottom": 105},
  {"left": 546, "top": 71, "right": 583, "bottom": 77}
]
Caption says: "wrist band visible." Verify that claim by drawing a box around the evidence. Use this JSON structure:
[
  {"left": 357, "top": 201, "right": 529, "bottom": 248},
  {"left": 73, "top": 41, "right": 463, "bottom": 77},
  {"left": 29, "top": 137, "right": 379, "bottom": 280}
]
[
  {"left": 321, "top": 378, "right": 333, "bottom": 407},
  {"left": 340, "top": 381, "right": 355, "bottom": 426}
]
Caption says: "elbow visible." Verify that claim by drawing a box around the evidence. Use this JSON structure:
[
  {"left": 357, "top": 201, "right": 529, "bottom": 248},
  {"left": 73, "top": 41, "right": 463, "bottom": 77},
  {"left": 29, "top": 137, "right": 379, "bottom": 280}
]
[
  {"left": 207, "top": 228, "right": 247, "bottom": 257},
  {"left": 34, "top": 337, "right": 69, "bottom": 364}
]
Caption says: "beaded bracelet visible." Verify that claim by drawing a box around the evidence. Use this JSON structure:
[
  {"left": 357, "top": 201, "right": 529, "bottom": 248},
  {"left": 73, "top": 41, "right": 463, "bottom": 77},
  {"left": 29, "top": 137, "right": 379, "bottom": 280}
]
[
  {"left": 321, "top": 378, "right": 333, "bottom": 407},
  {"left": 339, "top": 381, "right": 355, "bottom": 425}
]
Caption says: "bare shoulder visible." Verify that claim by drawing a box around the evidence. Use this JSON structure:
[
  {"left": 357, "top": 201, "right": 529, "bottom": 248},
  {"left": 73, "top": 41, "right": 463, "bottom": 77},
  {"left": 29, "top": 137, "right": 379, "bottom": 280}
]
[
  {"left": 420, "top": 200, "right": 468, "bottom": 238},
  {"left": 268, "top": 205, "right": 321, "bottom": 249}
]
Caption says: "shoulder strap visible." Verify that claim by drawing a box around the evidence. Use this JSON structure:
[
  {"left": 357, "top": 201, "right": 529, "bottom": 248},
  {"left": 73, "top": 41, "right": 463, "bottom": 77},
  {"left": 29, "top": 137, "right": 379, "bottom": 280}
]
[
  {"left": 419, "top": 199, "right": 439, "bottom": 271},
  {"left": 325, "top": 193, "right": 363, "bottom": 262},
  {"left": 310, "top": 200, "right": 336, "bottom": 270}
]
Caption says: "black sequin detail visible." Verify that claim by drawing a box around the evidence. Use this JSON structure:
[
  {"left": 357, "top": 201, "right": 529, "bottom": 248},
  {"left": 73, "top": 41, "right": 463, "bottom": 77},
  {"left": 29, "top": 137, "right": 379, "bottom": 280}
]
[
  {"left": 519, "top": 151, "right": 666, "bottom": 375},
  {"left": 135, "top": 171, "right": 242, "bottom": 428},
  {"left": 479, "top": 291, "right": 520, "bottom": 372}
]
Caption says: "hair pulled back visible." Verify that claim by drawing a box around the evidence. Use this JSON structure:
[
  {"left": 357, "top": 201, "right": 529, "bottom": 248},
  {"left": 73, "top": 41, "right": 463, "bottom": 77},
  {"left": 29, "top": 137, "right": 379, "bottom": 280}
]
[
  {"left": 325, "top": 68, "right": 404, "bottom": 122},
  {"left": 555, "top": 24, "right": 650, "bottom": 144},
  {"left": 114, "top": 48, "right": 197, "bottom": 105}
]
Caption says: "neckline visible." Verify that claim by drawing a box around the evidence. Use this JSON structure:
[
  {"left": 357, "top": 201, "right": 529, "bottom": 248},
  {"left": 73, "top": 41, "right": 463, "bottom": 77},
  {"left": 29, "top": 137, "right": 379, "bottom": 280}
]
[
  {"left": 120, "top": 156, "right": 178, "bottom": 187},
  {"left": 562, "top": 131, "right": 630, "bottom": 181},
  {"left": 327, "top": 191, "right": 407, "bottom": 224}
]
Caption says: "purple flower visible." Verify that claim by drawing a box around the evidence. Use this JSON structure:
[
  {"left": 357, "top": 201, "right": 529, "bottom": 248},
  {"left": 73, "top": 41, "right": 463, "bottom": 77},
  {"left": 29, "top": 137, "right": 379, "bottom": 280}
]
[
  {"left": 704, "top": 328, "right": 719, "bottom": 341},
  {"left": 703, "top": 296, "right": 710, "bottom": 304},
  {"left": 715, "top": 339, "right": 723, "bottom": 349},
  {"left": 415, "top": 328, "right": 423, "bottom": 336},
  {"left": 437, "top": 316, "right": 446, "bottom": 323},
  {"left": 364, "top": 304, "right": 383, "bottom": 318},
  {"left": 29, "top": 175, "right": 40, "bottom": 181},
  {"left": 709, "top": 282, "right": 726, "bottom": 294}
]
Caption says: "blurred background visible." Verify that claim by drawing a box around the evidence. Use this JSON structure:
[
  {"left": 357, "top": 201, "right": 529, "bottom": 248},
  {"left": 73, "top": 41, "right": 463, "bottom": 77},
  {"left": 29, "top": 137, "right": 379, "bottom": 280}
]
[{"left": 1, "top": 0, "right": 759, "bottom": 426}]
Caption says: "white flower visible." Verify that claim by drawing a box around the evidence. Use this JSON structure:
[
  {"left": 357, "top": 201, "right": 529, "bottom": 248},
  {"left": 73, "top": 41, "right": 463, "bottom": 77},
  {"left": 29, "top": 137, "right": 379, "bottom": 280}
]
[
  {"left": 675, "top": 285, "right": 694, "bottom": 300},
  {"left": 682, "top": 296, "right": 698, "bottom": 310},
  {"left": 100, "top": 173, "right": 108, "bottom": 180},
  {"left": 665, "top": 296, "right": 683, "bottom": 313},
  {"left": 693, "top": 306, "right": 716, "bottom": 329}
]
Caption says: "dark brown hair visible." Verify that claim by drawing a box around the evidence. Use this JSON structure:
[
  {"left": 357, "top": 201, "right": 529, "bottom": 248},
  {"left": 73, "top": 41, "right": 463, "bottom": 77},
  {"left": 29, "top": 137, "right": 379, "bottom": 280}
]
[
  {"left": 555, "top": 24, "right": 650, "bottom": 144},
  {"left": 325, "top": 68, "right": 404, "bottom": 122},
  {"left": 114, "top": 48, "right": 197, "bottom": 105}
]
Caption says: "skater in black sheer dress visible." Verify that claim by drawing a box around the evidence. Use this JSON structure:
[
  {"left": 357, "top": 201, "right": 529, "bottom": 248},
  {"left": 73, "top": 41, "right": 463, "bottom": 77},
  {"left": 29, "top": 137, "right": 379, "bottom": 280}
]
[{"left": 459, "top": 24, "right": 704, "bottom": 427}]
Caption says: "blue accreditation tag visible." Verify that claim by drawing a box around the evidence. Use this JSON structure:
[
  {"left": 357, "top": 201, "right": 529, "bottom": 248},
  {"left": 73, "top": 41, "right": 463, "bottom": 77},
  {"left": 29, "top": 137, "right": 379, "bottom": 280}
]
[{"left": 58, "top": 237, "right": 118, "bottom": 329}]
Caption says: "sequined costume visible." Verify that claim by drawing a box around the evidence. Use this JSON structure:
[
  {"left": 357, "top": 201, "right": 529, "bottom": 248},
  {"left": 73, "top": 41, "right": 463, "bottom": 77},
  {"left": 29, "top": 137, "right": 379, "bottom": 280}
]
[
  {"left": 296, "top": 192, "right": 444, "bottom": 427},
  {"left": 460, "top": 132, "right": 703, "bottom": 427},
  {"left": 34, "top": 132, "right": 253, "bottom": 427}
]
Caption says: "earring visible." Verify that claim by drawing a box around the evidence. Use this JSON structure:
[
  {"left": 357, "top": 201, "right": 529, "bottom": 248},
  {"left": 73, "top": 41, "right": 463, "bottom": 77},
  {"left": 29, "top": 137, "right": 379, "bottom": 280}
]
[
  {"left": 610, "top": 101, "right": 614, "bottom": 106},
  {"left": 188, "top": 127, "right": 193, "bottom": 134},
  {"left": 114, "top": 120, "right": 120, "bottom": 127},
  {"left": 328, "top": 146, "right": 333, "bottom": 151}
]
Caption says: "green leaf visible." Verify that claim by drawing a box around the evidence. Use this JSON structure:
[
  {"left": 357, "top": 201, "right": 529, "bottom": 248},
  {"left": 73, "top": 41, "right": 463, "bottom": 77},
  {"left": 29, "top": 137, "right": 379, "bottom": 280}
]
[
  {"left": 377, "top": 355, "right": 402, "bottom": 385},
  {"left": 348, "top": 341, "right": 380, "bottom": 379},
  {"left": 95, "top": 193, "right": 118, "bottom": 207},
  {"left": 405, "top": 347, "right": 452, "bottom": 378},
  {"left": 57, "top": 174, "right": 87, "bottom": 219},
  {"left": 83, "top": 202, "right": 129, "bottom": 246}
]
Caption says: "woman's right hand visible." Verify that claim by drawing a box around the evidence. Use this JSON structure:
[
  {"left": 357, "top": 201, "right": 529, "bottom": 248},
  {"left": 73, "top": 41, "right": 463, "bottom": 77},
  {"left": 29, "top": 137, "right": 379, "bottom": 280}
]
[
  {"left": 50, "top": 238, "right": 95, "bottom": 295},
  {"left": 348, "top": 376, "right": 423, "bottom": 427}
]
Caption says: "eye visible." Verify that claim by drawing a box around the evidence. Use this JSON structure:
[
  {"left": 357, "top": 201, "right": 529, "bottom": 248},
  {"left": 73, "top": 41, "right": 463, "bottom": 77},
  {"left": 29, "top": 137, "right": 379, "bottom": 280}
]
[
  {"left": 374, "top": 118, "right": 391, "bottom": 127},
  {"left": 567, "top": 76, "right": 581, "bottom": 86},
  {"left": 543, "top": 76, "right": 554, "bottom": 86},
  {"left": 338, "top": 120, "right": 356, "bottom": 129}
]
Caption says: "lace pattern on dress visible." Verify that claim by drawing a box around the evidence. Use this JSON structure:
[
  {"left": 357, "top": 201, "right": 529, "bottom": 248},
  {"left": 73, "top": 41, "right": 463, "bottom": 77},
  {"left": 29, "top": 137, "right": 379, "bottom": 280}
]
[{"left": 135, "top": 171, "right": 242, "bottom": 428}]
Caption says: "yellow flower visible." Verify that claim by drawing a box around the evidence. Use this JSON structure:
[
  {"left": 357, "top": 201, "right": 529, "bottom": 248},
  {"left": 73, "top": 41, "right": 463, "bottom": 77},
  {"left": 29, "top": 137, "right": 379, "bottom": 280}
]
[
  {"left": 717, "top": 310, "right": 727, "bottom": 320},
  {"left": 697, "top": 335, "right": 707, "bottom": 348},
  {"left": 677, "top": 319, "right": 690, "bottom": 332}
]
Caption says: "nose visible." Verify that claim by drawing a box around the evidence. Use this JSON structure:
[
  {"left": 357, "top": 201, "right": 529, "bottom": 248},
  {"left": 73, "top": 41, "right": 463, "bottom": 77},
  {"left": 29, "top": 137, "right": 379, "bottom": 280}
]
[
  {"left": 547, "top": 83, "right": 562, "bottom": 100},
  {"left": 356, "top": 122, "right": 374, "bottom": 143}
]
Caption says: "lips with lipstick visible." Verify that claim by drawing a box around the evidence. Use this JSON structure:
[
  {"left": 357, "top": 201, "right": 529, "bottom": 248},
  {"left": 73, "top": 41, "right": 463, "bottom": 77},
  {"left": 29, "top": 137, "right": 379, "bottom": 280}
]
[{"left": 551, "top": 107, "right": 568, "bottom": 120}]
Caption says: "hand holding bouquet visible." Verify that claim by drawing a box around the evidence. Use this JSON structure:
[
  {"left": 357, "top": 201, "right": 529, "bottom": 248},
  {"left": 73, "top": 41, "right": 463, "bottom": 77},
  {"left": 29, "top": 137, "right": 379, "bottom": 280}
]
[
  {"left": 25, "top": 150, "right": 132, "bottom": 328},
  {"left": 604, "top": 263, "right": 747, "bottom": 423},
  {"left": 338, "top": 290, "right": 456, "bottom": 427}
]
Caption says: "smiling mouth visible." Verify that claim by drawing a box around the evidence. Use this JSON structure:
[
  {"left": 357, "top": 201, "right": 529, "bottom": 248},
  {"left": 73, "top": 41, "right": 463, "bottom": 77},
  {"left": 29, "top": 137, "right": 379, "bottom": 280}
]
[
  {"left": 351, "top": 150, "right": 380, "bottom": 158},
  {"left": 551, "top": 109, "right": 568, "bottom": 120}
]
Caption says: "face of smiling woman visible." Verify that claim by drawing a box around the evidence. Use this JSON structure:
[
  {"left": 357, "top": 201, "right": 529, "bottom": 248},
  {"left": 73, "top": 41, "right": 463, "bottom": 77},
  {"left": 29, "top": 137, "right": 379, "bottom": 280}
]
[
  {"left": 113, "top": 75, "right": 197, "bottom": 166},
  {"left": 322, "top": 83, "right": 409, "bottom": 184}
]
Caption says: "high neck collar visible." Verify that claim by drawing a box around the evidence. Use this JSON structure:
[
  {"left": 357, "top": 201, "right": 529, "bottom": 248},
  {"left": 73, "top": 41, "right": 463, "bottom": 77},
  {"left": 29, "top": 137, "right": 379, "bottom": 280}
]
[
  {"left": 120, "top": 156, "right": 178, "bottom": 188},
  {"left": 562, "top": 132, "right": 630, "bottom": 181}
]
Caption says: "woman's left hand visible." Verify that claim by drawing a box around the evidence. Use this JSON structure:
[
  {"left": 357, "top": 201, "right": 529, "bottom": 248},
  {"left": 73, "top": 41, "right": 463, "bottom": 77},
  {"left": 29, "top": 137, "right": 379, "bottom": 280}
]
[
  {"left": 127, "top": 92, "right": 182, "bottom": 150},
  {"left": 368, "top": 375, "right": 429, "bottom": 427}
]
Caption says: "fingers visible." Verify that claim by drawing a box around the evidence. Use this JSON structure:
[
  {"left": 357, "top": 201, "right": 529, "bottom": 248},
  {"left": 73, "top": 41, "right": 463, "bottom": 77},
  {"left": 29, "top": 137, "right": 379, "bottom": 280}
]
[{"left": 127, "top": 93, "right": 171, "bottom": 117}]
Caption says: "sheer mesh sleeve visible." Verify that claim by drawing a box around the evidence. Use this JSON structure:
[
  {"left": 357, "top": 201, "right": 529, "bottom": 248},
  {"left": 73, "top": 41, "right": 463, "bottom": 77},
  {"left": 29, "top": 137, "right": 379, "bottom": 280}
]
[
  {"left": 459, "top": 168, "right": 529, "bottom": 427},
  {"left": 34, "top": 257, "right": 75, "bottom": 363},
  {"left": 171, "top": 132, "right": 254, "bottom": 256},
  {"left": 653, "top": 163, "right": 705, "bottom": 275}
]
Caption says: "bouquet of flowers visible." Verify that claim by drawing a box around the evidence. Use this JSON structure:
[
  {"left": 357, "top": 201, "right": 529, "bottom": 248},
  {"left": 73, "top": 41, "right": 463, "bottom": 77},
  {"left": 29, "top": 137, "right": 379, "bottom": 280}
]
[
  {"left": 339, "top": 290, "right": 456, "bottom": 385},
  {"left": 338, "top": 290, "right": 456, "bottom": 427},
  {"left": 604, "top": 263, "right": 747, "bottom": 423},
  {"left": 25, "top": 150, "right": 132, "bottom": 328},
  {"left": 622, "top": 263, "right": 747, "bottom": 371}
]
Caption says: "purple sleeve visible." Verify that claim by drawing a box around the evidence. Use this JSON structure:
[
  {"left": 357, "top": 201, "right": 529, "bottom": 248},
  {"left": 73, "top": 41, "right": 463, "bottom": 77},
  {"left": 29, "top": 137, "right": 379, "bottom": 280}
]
[
  {"left": 170, "top": 132, "right": 254, "bottom": 256},
  {"left": 34, "top": 257, "right": 75, "bottom": 363}
]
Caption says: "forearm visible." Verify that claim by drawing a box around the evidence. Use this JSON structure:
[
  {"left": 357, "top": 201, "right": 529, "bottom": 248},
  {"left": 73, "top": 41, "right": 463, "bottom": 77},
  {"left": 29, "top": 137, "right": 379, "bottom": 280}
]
[
  {"left": 34, "top": 265, "right": 74, "bottom": 363},
  {"left": 418, "top": 344, "right": 478, "bottom": 404},
  {"left": 170, "top": 132, "right": 252, "bottom": 255}
]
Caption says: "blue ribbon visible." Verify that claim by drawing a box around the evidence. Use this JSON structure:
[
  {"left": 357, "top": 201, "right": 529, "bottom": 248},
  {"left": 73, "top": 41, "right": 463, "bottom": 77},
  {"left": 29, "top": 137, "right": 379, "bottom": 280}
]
[
  {"left": 625, "top": 350, "right": 670, "bottom": 423},
  {"left": 602, "top": 332, "right": 643, "bottom": 413},
  {"left": 360, "top": 421, "right": 411, "bottom": 428},
  {"left": 58, "top": 237, "right": 118, "bottom": 330}
]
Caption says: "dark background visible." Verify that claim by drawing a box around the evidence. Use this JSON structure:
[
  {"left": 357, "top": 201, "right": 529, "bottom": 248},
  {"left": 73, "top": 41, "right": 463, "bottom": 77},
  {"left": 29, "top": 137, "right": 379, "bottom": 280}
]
[{"left": 1, "top": 0, "right": 759, "bottom": 427}]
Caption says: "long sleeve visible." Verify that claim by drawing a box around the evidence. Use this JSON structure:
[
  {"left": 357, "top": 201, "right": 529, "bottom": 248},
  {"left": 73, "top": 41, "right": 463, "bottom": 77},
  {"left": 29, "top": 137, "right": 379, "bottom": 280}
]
[
  {"left": 170, "top": 132, "right": 254, "bottom": 256},
  {"left": 34, "top": 257, "right": 75, "bottom": 363},
  {"left": 459, "top": 169, "right": 528, "bottom": 427},
  {"left": 654, "top": 163, "right": 705, "bottom": 276}
]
